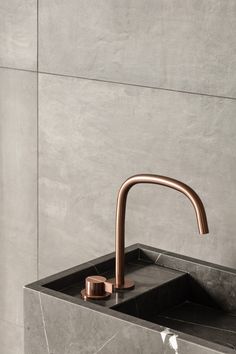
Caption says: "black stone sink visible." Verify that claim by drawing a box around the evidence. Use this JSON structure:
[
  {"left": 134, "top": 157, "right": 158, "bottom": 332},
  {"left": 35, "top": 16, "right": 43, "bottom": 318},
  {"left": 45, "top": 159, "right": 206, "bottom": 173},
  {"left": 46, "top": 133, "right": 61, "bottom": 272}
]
[{"left": 24, "top": 244, "right": 236, "bottom": 354}]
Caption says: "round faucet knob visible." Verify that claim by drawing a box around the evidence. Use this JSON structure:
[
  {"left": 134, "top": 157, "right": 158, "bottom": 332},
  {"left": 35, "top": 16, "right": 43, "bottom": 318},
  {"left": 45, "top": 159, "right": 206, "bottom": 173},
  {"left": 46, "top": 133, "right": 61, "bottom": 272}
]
[
  {"left": 81, "top": 275, "right": 111, "bottom": 300},
  {"left": 86, "top": 275, "right": 106, "bottom": 297}
]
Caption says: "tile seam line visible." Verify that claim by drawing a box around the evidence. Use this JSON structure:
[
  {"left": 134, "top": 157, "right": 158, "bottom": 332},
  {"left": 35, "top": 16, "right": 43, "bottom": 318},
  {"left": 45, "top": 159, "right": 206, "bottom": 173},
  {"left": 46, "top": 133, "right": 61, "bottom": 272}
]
[
  {"left": 0, "top": 65, "right": 235, "bottom": 101},
  {"left": 39, "top": 71, "right": 236, "bottom": 101},
  {"left": 0, "top": 65, "right": 36, "bottom": 74}
]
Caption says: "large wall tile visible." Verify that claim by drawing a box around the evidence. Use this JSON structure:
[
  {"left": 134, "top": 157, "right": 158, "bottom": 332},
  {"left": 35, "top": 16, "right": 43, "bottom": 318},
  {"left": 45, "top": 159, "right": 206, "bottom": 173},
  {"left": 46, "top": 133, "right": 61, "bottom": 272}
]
[
  {"left": 39, "top": 73, "right": 236, "bottom": 277},
  {"left": 0, "top": 0, "right": 37, "bottom": 70},
  {"left": 0, "top": 68, "right": 37, "bottom": 325},
  {"left": 39, "top": 0, "right": 236, "bottom": 98},
  {"left": 0, "top": 320, "right": 23, "bottom": 354}
]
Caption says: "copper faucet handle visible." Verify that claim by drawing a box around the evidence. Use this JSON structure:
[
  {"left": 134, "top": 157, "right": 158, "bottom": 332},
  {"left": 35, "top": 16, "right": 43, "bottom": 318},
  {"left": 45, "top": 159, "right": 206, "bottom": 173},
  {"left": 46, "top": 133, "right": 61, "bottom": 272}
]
[
  {"left": 81, "top": 275, "right": 113, "bottom": 300},
  {"left": 104, "top": 280, "right": 115, "bottom": 293}
]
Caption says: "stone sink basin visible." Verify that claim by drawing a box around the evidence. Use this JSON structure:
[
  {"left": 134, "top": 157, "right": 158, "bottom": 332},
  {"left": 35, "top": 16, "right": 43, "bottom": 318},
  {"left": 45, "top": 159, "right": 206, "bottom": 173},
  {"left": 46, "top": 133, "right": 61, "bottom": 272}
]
[{"left": 24, "top": 244, "right": 236, "bottom": 354}]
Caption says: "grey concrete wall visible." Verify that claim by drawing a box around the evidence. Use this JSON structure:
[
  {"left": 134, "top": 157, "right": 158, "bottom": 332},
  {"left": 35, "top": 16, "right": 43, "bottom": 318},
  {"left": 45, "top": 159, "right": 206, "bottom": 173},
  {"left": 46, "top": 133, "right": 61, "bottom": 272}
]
[
  {"left": 0, "top": 1, "right": 38, "bottom": 352},
  {"left": 1, "top": 1, "right": 236, "bottom": 353},
  {"left": 0, "top": 68, "right": 37, "bottom": 353}
]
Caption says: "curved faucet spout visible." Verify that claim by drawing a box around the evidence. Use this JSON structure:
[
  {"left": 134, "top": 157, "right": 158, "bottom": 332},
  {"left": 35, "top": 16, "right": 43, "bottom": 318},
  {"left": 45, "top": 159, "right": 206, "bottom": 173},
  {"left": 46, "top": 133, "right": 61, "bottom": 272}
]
[{"left": 115, "top": 174, "right": 209, "bottom": 290}]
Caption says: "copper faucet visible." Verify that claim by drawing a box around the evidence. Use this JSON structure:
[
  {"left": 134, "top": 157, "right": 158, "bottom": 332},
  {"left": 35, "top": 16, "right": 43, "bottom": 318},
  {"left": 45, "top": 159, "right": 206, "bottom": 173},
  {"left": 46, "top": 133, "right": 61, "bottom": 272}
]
[
  {"left": 114, "top": 174, "right": 209, "bottom": 290},
  {"left": 81, "top": 174, "right": 209, "bottom": 300}
]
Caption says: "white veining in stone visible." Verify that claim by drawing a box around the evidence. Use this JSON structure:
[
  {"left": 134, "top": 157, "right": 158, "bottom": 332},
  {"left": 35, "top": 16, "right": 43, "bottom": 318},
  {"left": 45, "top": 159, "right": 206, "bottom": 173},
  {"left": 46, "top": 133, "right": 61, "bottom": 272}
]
[
  {"left": 94, "top": 331, "right": 120, "bottom": 353},
  {"left": 38, "top": 294, "right": 50, "bottom": 354},
  {"left": 161, "top": 328, "right": 179, "bottom": 354},
  {"left": 169, "top": 334, "right": 179, "bottom": 354},
  {"left": 155, "top": 254, "right": 162, "bottom": 264}
]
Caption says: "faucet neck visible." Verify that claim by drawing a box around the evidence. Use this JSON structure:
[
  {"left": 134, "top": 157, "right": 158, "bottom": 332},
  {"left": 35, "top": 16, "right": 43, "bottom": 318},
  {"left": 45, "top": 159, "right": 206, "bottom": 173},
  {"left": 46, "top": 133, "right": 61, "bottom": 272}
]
[{"left": 115, "top": 174, "right": 209, "bottom": 290}]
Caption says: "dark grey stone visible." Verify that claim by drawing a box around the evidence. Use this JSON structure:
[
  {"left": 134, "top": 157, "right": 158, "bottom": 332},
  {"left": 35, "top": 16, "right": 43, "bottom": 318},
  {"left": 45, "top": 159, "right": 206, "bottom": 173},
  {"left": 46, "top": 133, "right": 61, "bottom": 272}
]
[
  {"left": 140, "top": 245, "right": 236, "bottom": 311},
  {"left": 24, "top": 244, "right": 236, "bottom": 353}
]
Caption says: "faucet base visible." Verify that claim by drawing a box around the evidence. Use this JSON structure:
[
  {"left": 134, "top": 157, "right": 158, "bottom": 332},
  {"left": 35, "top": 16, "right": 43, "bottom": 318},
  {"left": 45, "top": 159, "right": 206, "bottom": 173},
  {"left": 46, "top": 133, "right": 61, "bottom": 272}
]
[
  {"left": 81, "top": 289, "right": 111, "bottom": 300},
  {"left": 109, "top": 278, "right": 135, "bottom": 291}
]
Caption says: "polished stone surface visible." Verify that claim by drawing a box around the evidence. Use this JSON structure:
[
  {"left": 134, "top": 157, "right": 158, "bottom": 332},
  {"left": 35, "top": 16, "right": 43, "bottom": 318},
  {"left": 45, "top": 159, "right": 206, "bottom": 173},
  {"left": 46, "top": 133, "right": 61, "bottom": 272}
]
[
  {"left": 140, "top": 246, "right": 236, "bottom": 312},
  {"left": 0, "top": 68, "right": 37, "bottom": 328},
  {"left": 39, "top": 72, "right": 236, "bottom": 278},
  {"left": 113, "top": 249, "right": 236, "bottom": 349},
  {"left": 0, "top": 0, "right": 37, "bottom": 70},
  {"left": 39, "top": 0, "right": 236, "bottom": 97},
  {"left": 24, "top": 244, "right": 236, "bottom": 353},
  {"left": 57, "top": 260, "right": 187, "bottom": 309},
  {"left": 24, "top": 288, "right": 166, "bottom": 354},
  {"left": 24, "top": 289, "right": 229, "bottom": 354}
]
